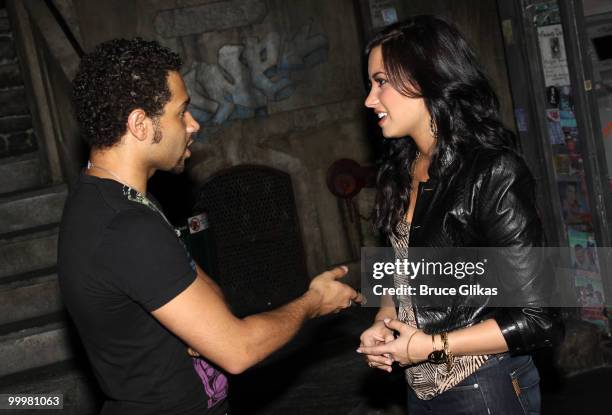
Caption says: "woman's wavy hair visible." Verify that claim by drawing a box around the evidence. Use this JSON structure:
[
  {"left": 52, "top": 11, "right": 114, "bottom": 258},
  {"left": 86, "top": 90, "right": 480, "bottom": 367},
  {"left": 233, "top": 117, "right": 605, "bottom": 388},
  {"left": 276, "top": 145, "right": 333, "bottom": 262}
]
[{"left": 367, "top": 15, "right": 516, "bottom": 236}]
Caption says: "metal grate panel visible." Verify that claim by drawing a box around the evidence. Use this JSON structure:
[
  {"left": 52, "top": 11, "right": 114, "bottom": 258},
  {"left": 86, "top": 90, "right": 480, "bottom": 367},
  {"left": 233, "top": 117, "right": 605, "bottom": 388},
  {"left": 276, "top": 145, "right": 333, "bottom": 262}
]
[{"left": 194, "top": 165, "right": 309, "bottom": 317}]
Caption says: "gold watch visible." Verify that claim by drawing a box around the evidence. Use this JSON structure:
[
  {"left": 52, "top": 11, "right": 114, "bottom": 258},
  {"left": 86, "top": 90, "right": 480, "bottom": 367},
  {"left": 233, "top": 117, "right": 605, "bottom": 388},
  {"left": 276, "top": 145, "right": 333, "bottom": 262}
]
[
  {"left": 426, "top": 333, "right": 446, "bottom": 364},
  {"left": 426, "top": 332, "right": 454, "bottom": 370}
]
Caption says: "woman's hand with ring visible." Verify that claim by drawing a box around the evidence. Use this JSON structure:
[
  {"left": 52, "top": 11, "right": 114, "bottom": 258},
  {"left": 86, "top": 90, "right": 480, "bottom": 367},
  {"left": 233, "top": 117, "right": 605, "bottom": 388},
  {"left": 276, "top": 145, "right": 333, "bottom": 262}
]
[
  {"left": 357, "top": 319, "right": 427, "bottom": 368},
  {"left": 358, "top": 319, "right": 396, "bottom": 371}
]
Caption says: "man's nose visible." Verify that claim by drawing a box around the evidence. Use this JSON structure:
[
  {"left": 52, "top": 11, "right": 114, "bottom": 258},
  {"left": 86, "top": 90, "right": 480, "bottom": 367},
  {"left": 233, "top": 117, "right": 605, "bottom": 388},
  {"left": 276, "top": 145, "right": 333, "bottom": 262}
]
[{"left": 186, "top": 111, "right": 200, "bottom": 133}]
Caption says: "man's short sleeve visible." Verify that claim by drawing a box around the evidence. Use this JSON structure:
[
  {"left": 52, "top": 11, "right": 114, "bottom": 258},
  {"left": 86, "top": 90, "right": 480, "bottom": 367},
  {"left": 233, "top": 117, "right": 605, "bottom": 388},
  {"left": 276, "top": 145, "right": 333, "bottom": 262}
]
[{"left": 93, "top": 208, "right": 196, "bottom": 311}]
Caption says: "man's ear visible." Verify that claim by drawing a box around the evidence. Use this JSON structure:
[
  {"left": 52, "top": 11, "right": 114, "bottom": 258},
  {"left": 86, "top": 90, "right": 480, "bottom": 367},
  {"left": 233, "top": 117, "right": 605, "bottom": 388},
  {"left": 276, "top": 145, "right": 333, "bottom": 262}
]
[{"left": 126, "top": 109, "right": 149, "bottom": 142}]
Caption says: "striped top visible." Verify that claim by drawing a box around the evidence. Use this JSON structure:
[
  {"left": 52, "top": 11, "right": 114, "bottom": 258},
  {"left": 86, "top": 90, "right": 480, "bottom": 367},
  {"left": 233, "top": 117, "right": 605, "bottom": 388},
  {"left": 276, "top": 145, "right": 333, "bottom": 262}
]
[{"left": 390, "top": 219, "right": 489, "bottom": 400}]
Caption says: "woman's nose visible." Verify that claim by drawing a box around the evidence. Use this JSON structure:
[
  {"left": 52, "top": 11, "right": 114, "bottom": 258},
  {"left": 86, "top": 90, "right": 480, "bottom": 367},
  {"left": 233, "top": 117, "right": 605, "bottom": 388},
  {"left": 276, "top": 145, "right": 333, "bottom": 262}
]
[{"left": 364, "top": 88, "right": 379, "bottom": 108}]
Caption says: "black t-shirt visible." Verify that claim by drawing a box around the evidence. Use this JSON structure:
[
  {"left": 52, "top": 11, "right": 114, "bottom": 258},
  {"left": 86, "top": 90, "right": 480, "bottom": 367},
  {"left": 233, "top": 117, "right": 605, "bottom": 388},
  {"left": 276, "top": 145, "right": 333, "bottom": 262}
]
[{"left": 58, "top": 174, "right": 228, "bottom": 415}]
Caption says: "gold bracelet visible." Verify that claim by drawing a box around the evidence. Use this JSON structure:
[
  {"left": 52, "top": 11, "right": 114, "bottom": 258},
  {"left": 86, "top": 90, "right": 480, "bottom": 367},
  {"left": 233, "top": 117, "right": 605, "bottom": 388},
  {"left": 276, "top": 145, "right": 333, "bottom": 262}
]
[
  {"left": 441, "top": 332, "right": 454, "bottom": 371},
  {"left": 399, "top": 330, "right": 419, "bottom": 367}
]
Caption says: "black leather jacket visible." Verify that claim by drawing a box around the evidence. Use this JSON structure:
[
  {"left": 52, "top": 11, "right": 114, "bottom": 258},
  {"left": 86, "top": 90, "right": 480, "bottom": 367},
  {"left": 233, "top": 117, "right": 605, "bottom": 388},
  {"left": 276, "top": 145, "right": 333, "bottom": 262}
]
[{"left": 407, "top": 148, "right": 563, "bottom": 355}]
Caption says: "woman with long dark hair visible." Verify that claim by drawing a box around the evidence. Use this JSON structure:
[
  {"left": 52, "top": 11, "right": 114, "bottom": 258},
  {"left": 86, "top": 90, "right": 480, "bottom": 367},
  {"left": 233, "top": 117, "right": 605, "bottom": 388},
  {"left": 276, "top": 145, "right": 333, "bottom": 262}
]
[{"left": 356, "top": 16, "right": 562, "bottom": 414}]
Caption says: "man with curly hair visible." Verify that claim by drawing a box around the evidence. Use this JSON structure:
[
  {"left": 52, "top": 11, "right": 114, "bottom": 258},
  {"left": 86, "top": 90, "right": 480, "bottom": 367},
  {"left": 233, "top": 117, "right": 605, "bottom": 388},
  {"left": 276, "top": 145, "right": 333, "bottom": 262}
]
[{"left": 58, "top": 38, "right": 362, "bottom": 415}]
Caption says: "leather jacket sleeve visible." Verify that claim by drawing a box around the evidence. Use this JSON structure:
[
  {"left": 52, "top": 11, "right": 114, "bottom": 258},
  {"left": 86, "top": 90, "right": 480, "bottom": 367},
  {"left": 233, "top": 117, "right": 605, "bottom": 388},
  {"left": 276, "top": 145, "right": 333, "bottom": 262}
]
[{"left": 474, "top": 151, "right": 564, "bottom": 355}]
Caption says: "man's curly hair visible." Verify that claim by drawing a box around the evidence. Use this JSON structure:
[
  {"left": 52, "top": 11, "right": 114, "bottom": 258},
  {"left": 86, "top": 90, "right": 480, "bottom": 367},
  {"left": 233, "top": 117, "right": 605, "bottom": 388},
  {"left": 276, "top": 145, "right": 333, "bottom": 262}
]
[{"left": 72, "top": 38, "right": 182, "bottom": 148}]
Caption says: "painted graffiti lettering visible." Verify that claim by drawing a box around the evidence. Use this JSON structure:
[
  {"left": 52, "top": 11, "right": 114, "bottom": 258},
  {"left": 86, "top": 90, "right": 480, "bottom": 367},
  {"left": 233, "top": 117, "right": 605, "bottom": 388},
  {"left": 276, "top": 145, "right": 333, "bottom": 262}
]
[{"left": 180, "top": 22, "right": 328, "bottom": 139}]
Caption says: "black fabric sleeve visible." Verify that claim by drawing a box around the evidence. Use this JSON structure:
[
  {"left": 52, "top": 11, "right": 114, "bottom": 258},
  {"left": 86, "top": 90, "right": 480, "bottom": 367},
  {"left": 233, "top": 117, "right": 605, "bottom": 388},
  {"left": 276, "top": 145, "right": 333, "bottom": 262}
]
[
  {"left": 92, "top": 208, "right": 197, "bottom": 312},
  {"left": 475, "top": 150, "right": 564, "bottom": 355}
]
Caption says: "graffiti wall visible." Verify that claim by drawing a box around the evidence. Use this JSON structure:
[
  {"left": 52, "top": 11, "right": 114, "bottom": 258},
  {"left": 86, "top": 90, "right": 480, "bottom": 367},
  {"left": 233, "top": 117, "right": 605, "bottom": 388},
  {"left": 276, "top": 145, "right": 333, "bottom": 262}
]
[
  {"left": 152, "top": 1, "right": 337, "bottom": 141},
  {"left": 132, "top": 0, "right": 359, "bottom": 142}
]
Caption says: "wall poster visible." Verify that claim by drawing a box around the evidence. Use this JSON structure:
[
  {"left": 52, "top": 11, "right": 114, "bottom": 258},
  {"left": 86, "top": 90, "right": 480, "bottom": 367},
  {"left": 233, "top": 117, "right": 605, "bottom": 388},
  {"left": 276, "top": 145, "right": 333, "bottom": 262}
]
[{"left": 537, "top": 24, "right": 571, "bottom": 87}]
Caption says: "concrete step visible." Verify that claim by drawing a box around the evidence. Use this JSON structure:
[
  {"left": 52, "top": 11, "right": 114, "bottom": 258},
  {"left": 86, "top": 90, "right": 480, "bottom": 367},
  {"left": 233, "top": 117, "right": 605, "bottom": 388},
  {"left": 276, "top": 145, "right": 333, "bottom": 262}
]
[
  {"left": 0, "top": 153, "right": 45, "bottom": 194},
  {"left": 0, "top": 114, "right": 32, "bottom": 133},
  {"left": 0, "top": 269, "right": 62, "bottom": 325},
  {"left": 0, "top": 226, "right": 57, "bottom": 279},
  {"left": 0, "top": 9, "right": 9, "bottom": 34},
  {"left": 0, "top": 314, "right": 74, "bottom": 378},
  {"left": 0, "top": 184, "right": 66, "bottom": 234},
  {"left": 0, "top": 63, "right": 25, "bottom": 90},
  {"left": 0, "top": 128, "right": 37, "bottom": 158},
  {"left": 0, "top": 361, "right": 101, "bottom": 415},
  {"left": 0, "top": 86, "right": 29, "bottom": 117}
]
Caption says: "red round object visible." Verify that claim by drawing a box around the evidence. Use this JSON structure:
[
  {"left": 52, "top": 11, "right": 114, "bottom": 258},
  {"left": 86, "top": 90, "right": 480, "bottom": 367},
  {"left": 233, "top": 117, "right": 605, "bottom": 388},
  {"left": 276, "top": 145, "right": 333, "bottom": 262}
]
[{"left": 326, "top": 159, "right": 366, "bottom": 198}]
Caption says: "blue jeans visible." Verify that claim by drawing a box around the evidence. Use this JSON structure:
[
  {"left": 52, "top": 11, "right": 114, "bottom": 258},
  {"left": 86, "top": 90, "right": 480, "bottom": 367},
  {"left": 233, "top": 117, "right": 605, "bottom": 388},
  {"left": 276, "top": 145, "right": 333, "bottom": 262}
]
[{"left": 407, "top": 354, "right": 541, "bottom": 415}]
